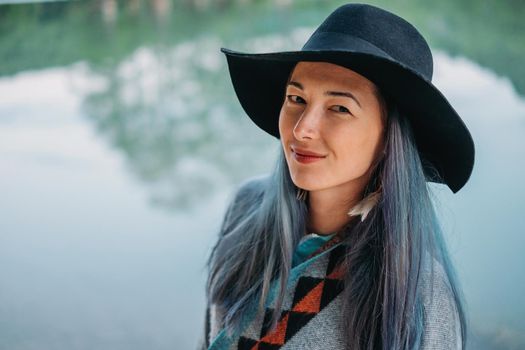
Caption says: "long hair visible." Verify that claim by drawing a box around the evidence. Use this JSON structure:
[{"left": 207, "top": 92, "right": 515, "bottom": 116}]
[{"left": 206, "top": 94, "right": 467, "bottom": 349}]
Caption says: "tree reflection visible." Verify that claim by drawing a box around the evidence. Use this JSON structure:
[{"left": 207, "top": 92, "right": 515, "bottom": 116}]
[
  {"left": 81, "top": 35, "right": 303, "bottom": 210},
  {"left": 1, "top": 0, "right": 524, "bottom": 212}
]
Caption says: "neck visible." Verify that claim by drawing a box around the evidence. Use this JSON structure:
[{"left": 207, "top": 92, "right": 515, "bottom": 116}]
[{"left": 306, "top": 181, "right": 365, "bottom": 235}]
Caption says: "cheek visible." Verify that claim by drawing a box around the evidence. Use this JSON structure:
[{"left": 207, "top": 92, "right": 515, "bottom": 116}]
[
  {"left": 279, "top": 109, "right": 293, "bottom": 156},
  {"left": 278, "top": 110, "right": 286, "bottom": 136},
  {"left": 278, "top": 108, "right": 297, "bottom": 139},
  {"left": 334, "top": 126, "right": 382, "bottom": 173}
]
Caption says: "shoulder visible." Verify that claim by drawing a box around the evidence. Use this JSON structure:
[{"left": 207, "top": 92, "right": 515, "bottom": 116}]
[
  {"left": 233, "top": 174, "right": 270, "bottom": 203},
  {"left": 221, "top": 175, "right": 269, "bottom": 221},
  {"left": 217, "top": 174, "right": 270, "bottom": 239},
  {"left": 420, "top": 258, "right": 463, "bottom": 349},
  {"left": 205, "top": 175, "right": 271, "bottom": 345}
]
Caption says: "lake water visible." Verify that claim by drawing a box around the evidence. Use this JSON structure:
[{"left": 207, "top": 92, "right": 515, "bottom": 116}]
[{"left": 0, "top": 1, "right": 524, "bottom": 349}]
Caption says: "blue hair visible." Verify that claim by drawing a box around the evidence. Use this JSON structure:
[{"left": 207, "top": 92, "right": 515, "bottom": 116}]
[{"left": 206, "top": 93, "right": 467, "bottom": 349}]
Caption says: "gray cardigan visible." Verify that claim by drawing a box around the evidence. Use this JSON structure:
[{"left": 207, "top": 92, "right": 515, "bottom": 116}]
[{"left": 200, "top": 176, "right": 462, "bottom": 349}]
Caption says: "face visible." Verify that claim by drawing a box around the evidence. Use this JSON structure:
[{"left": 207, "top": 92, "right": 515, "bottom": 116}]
[{"left": 278, "top": 61, "right": 386, "bottom": 196}]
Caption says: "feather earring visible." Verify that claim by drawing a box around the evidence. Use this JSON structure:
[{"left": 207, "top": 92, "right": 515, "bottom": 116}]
[
  {"left": 296, "top": 187, "right": 308, "bottom": 201},
  {"left": 347, "top": 185, "right": 382, "bottom": 222}
]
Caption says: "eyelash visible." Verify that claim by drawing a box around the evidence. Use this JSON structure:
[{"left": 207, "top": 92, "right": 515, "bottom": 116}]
[
  {"left": 287, "top": 95, "right": 306, "bottom": 104},
  {"left": 286, "top": 95, "right": 352, "bottom": 115}
]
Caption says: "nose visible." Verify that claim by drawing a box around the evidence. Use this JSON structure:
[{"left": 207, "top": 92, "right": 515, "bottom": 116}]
[{"left": 292, "top": 104, "right": 323, "bottom": 140}]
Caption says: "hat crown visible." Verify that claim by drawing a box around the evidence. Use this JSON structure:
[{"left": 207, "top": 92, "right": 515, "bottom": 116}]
[{"left": 302, "top": 3, "right": 433, "bottom": 80}]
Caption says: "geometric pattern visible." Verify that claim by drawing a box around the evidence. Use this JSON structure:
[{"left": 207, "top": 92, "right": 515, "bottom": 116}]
[{"left": 237, "top": 244, "right": 346, "bottom": 349}]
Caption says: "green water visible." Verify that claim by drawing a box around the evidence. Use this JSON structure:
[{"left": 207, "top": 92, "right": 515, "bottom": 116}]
[{"left": 2, "top": 0, "right": 524, "bottom": 94}]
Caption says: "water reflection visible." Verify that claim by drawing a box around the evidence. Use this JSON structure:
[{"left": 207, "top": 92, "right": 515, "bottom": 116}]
[
  {"left": 430, "top": 52, "right": 525, "bottom": 349},
  {"left": 1, "top": 1, "right": 524, "bottom": 94},
  {"left": 80, "top": 29, "right": 314, "bottom": 210}
]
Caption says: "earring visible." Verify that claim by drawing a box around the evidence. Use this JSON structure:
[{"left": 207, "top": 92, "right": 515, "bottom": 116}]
[
  {"left": 296, "top": 187, "right": 308, "bottom": 201},
  {"left": 347, "top": 183, "right": 382, "bottom": 222}
]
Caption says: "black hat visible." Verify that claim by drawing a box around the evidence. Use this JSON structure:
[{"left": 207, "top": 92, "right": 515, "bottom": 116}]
[{"left": 221, "top": 3, "right": 475, "bottom": 193}]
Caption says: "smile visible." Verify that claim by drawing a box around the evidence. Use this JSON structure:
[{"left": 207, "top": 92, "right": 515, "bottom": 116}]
[{"left": 292, "top": 150, "right": 326, "bottom": 164}]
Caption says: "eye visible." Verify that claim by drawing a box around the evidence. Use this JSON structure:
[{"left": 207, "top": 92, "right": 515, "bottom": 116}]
[
  {"left": 330, "top": 105, "right": 352, "bottom": 115},
  {"left": 286, "top": 95, "right": 306, "bottom": 104}
]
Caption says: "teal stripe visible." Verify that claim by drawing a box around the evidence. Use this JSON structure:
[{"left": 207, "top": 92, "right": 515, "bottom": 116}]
[{"left": 292, "top": 233, "right": 335, "bottom": 268}]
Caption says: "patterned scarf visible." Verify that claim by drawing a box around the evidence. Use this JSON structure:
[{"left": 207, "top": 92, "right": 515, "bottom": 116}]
[{"left": 208, "top": 233, "right": 348, "bottom": 350}]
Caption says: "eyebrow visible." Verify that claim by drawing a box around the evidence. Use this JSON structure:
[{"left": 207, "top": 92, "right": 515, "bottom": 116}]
[{"left": 287, "top": 81, "right": 362, "bottom": 108}]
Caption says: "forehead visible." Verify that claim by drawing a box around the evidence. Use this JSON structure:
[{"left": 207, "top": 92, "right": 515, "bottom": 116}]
[{"left": 289, "top": 61, "right": 377, "bottom": 92}]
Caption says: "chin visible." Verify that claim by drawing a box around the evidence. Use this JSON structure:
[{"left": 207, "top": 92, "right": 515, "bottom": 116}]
[{"left": 290, "top": 174, "right": 325, "bottom": 192}]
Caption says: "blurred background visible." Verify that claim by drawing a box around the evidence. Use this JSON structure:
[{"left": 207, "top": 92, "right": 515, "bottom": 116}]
[{"left": 0, "top": 0, "right": 524, "bottom": 349}]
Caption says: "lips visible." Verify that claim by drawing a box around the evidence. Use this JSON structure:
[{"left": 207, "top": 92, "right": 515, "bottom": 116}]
[
  {"left": 292, "top": 147, "right": 326, "bottom": 164},
  {"left": 291, "top": 147, "right": 326, "bottom": 158}
]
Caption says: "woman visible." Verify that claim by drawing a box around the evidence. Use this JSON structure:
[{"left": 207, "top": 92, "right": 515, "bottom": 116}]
[{"left": 202, "top": 3, "right": 474, "bottom": 350}]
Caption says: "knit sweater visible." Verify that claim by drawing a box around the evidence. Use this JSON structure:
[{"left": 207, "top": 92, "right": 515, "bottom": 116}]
[{"left": 200, "top": 177, "right": 462, "bottom": 350}]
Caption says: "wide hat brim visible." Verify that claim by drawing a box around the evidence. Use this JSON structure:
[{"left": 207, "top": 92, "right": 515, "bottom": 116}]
[{"left": 221, "top": 47, "right": 475, "bottom": 193}]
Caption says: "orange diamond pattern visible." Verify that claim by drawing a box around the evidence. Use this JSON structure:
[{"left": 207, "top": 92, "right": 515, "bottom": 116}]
[{"left": 237, "top": 245, "right": 346, "bottom": 349}]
